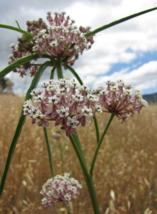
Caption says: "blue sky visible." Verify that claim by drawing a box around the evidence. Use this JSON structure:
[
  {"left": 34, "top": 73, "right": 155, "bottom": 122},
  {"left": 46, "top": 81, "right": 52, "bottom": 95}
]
[{"left": 1, "top": 0, "right": 157, "bottom": 96}]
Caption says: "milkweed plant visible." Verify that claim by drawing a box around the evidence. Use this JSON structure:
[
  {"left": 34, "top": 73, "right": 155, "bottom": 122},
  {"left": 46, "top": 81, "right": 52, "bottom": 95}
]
[{"left": 0, "top": 7, "right": 156, "bottom": 214}]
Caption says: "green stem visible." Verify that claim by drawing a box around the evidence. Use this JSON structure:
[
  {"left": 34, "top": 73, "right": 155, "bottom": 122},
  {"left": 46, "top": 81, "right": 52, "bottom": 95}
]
[
  {"left": 69, "top": 135, "right": 100, "bottom": 214},
  {"left": 93, "top": 115, "right": 99, "bottom": 144},
  {"left": 90, "top": 114, "right": 115, "bottom": 177},
  {"left": 0, "top": 62, "right": 51, "bottom": 198},
  {"left": 86, "top": 7, "right": 157, "bottom": 38},
  {"left": 71, "top": 133, "right": 88, "bottom": 170},
  {"left": 43, "top": 127, "right": 53, "bottom": 177},
  {"left": 50, "top": 67, "right": 56, "bottom": 79},
  {"left": 59, "top": 61, "right": 100, "bottom": 213},
  {"left": 56, "top": 58, "right": 63, "bottom": 78},
  {"left": 59, "top": 141, "right": 64, "bottom": 175},
  {"left": 64, "top": 204, "right": 72, "bottom": 214}
]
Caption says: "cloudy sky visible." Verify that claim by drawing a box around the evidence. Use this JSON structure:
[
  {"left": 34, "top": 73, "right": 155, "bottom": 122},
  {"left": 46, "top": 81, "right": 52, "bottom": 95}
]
[{"left": 1, "top": 0, "right": 157, "bottom": 96}]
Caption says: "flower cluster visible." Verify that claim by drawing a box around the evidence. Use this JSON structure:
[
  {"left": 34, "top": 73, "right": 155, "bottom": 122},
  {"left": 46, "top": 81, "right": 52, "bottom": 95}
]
[
  {"left": 8, "top": 12, "right": 94, "bottom": 77},
  {"left": 23, "top": 79, "right": 148, "bottom": 136},
  {"left": 40, "top": 173, "right": 82, "bottom": 206},
  {"left": 8, "top": 43, "right": 39, "bottom": 77}
]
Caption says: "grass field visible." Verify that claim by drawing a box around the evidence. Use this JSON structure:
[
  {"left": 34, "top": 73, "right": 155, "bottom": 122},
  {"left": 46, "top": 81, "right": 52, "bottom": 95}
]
[{"left": 0, "top": 95, "right": 157, "bottom": 214}]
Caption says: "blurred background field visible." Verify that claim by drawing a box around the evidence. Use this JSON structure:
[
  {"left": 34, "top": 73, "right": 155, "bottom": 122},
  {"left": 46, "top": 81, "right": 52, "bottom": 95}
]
[{"left": 0, "top": 94, "right": 157, "bottom": 214}]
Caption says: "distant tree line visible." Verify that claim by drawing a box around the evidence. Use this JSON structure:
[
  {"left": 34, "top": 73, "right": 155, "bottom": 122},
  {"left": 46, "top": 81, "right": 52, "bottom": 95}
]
[{"left": 0, "top": 78, "right": 13, "bottom": 94}]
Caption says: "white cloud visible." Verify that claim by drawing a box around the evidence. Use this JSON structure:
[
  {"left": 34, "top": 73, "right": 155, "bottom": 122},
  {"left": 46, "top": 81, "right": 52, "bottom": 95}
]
[{"left": 93, "top": 61, "right": 157, "bottom": 93}]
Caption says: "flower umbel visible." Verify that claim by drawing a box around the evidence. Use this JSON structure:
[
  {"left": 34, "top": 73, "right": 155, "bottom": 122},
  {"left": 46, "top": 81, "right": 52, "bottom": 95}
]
[
  {"left": 23, "top": 79, "right": 148, "bottom": 136},
  {"left": 8, "top": 12, "right": 94, "bottom": 77},
  {"left": 40, "top": 173, "right": 82, "bottom": 206}
]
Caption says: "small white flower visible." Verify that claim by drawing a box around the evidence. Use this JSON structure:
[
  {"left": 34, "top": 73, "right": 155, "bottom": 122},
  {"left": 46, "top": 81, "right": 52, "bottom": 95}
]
[
  {"left": 42, "top": 34, "right": 50, "bottom": 39},
  {"left": 33, "top": 110, "right": 44, "bottom": 122},
  {"left": 39, "top": 29, "right": 47, "bottom": 35},
  {"left": 57, "top": 106, "right": 69, "bottom": 117},
  {"left": 125, "top": 84, "right": 132, "bottom": 89},
  {"left": 50, "top": 40, "right": 58, "bottom": 47},
  {"left": 117, "top": 79, "right": 125, "bottom": 87},
  {"left": 82, "top": 106, "right": 93, "bottom": 117},
  {"left": 41, "top": 197, "right": 47, "bottom": 205},
  {"left": 100, "top": 90, "right": 108, "bottom": 96},
  {"left": 69, "top": 78, "right": 79, "bottom": 89},
  {"left": 47, "top": 84, "right": 57, "bottom": 92},
  {"left": 59, "top": 88, "right": 66, "bottom": 96},
  {"left": 106, "top": 80, "right": 112, "bottom": 85},
  {"left": 110, "top": 86, "right": 118, "bottom": 93},
  {"left": 34, "top": 94, "right": 44, "bottom": 103},
  {"left": 140, "top": 99, "right": 148, "bottom": 107},
  {"left": 67, "top": 116, "right": 79, "bottom": 128},
  {"left": 87, "top": 94, "right": 99, "bottom": 102},
  {"left": 8, "top": 54, "right": 13, "bottom": 59},
  {"left": 95, "top": 105, "right": 102, "bottom": 113},
  {"left": 32, "top": 45, "right": 39, "bottom": 52},
  {"left": 72, "top": 93, "right": 83, "bottom": 102},
  {"left": 41, "top": 82, "right": 49, "bottom": 88},
  {"left": 9, "top": 43, "right": 15, "bottom": 48},
  {"left": 48, "top": 95, "right": 60, "bottom": 104},
  {"left": 58, "top": 79, "right": 68, "bottom": 87},
  {"left": 79, "top": 85, "right": 90, "bottom": 93}
]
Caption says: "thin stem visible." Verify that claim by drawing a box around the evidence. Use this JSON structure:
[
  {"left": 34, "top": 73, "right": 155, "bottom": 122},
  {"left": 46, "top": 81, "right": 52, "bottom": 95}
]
[
  {"left": 90, "top": 114, "right": 115, "bottom": 177},
  {"left": 56, "top": 58, "right": 63, "bottom": 78},
  {"left": 64, "top": 204, "right": 72, "bottom": 214},
  {"left": 93, "top": 115, "right": 99, "bottom": 144},
  {"left": 85, "top": 7, "right": 157, "bottom": 38},
  {"left": 43, "top": 127, "right": 53, "bottom": 177},
  {"left": 50, "top": 67, "right": 56, "bottom": 79},
  {"left": 59, "top": 141, "right": 64, "bottom": 175},
  {"left": 69, "top": 135, "right": 100, "bottom": 214},
  {"left": 71, "top": 133, "right": 88, "bottom": 170}
]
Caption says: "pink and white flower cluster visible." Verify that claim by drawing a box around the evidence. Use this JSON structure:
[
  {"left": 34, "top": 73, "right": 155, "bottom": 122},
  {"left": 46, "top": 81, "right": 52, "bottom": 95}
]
[
  {"left": 23, "top": 78, "right": 148, "bottom": 136},
  {"left": 8, "top": 43, "right": 39, "bottom": 77},
  {"left": 40, "top": 173, "right": 82, "bottom": 206},
  {"left": 8, "top": 12, "right": 94, "bottom": 77}
]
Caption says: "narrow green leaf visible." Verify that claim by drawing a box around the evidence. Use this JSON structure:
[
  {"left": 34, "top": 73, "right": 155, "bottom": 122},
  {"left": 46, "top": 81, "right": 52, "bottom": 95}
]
[
  {"left": 0, "top": 24, "right": 32, "bottom": 39},
  {"left": 0, "top": 61, "right": 51, "bottom": 198},
  {"left": 15, "top": 20, "right": 21, "bottom": 29},
  {"left": 63, "top": 63, "right": 83, "bottom": 85},
  {"left": 63, "top": 63, "right": 100, "bottom": 144},
  {"left": 43, "top": 127, "right": 53, "bottom": 177},
  {"left": 86, "top": 7, "right": 157, "bottom": 38},
  {"left": 0, "top": 53, "right": 39, "bottom": 80},
  {"left": 0, "top": 54, "right": 53, "bottom": 80}
]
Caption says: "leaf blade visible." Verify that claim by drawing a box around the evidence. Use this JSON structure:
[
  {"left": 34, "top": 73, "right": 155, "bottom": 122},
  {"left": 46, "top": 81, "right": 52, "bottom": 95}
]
[
  {"left": 86, "top": 7, "right": 157, "bottom": 38},
  {"left": 0, "top": 61, "right": 51, "bottom": 198},
  {"left": 0, "top": 24, "right": 32, "bottom": 39}
]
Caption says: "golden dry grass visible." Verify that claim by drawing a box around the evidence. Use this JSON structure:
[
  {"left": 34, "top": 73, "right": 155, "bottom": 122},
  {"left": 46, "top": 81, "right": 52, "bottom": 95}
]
[{"left": 0, "top": 95, "right": 157, "bottom": 214}]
